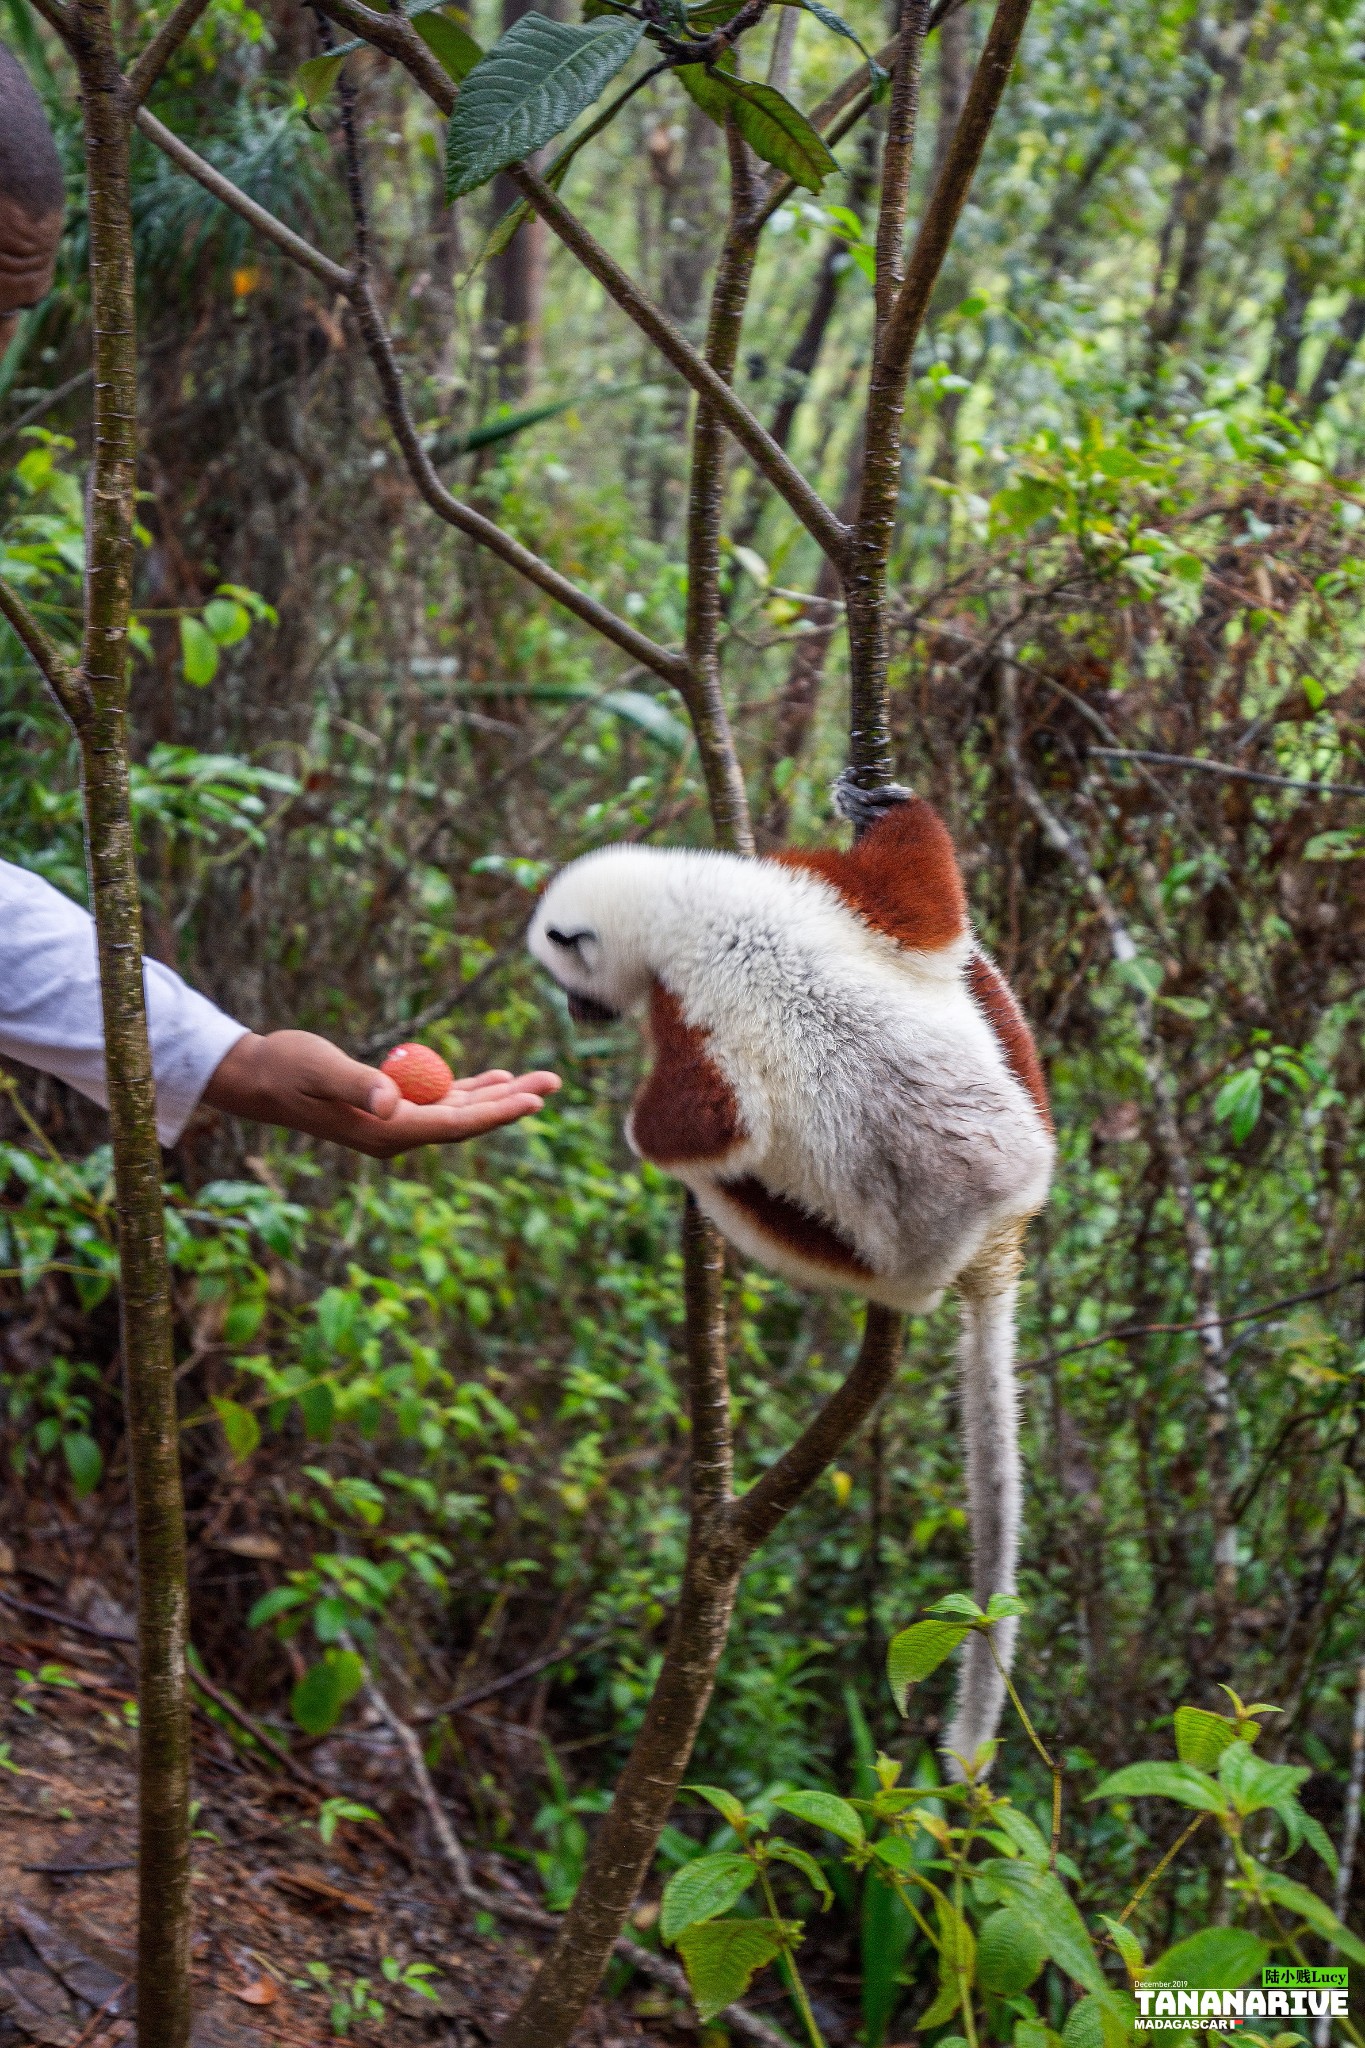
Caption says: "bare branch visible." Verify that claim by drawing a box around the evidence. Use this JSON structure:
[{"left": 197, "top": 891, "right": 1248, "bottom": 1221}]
[
  {"left": 124, "top": 0, "right": 214, "bottom": 107},
  {"left": 881, "top": 0, "right": 1036, "bottom": 377},
  {"left": 0, "top": 573, "right": 90, "bottom": 728},
  {"left": 133, "top": 109, "right": 353, "bottom": 289},
  {"left": 310, "top": 0, "right": 851, "bottom": 570},
  {"left": 133, "top": 113, "right": 688, "bottom": 687},
  {"left": 873, "top": 0, "right": 930, "bottom": 341},
  {"left": 348, "top": 277, "right": 690, "bottom": 686},
  {"left": 1091, "top": 746, "right": 1365, "bottom": 799},
  {"left": 730, "top": 1303, "right": 902, "bottom": 1554}
]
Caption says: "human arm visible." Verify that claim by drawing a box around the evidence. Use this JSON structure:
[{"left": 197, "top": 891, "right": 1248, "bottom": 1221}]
[{"left": 201, "top": 1030, "right": 559, "bottom": 1157}]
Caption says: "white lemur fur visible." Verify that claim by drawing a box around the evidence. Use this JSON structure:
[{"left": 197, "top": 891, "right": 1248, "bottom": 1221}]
[{"left": 527, "top": 780, "right": 1055, "bottom": 1768}]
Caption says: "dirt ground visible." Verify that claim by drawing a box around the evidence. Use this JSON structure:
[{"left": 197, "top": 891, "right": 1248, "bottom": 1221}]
[{"left": 0, "top": 1563, "right": 700, "bottom": 2048}]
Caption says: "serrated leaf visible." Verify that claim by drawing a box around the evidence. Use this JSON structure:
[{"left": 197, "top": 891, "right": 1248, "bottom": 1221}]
[
  {"left": 766, "top": 1840, "right": 833, "bottom": 1906},
  {"left": 974, "top": 1861, "right": 1104, "bottom": 1993},
  {"left": 1217, "top": 1740, "right": 1308, "bottom": 1817},
  {"left": 1061, "top": 1990, "right": 1133, "bottom": 2048},
  {"left": 412, "top": 8, "right": 482, "bottom": 81},
  {"left": 1148, "top": 1927, "right": 1268, "bottom": 1989},
  {"left": 1256, "top": 1871, "right": 1365, "bottom": 1964},
  {"left": 684, "top": 1783, "right": 752, "bottom": 1833},
  {"left": 676, "top": 63, "right": 836, "bottom": 192},
  {"left": 675, "top": 1918, "right": 786, "bottom": 2022},
  {"left": 660, "top": 1853, "right": 756, "bottom": 1941},
  {"left": 180, "top": 614, "right": 220, "bottom": 686},
  {"left": 297, "top": 51, "right": 345, "bottom": 106},
  {"left": 986, "top": 1592, "right": 1029, "bottom": 1621},
  {"left": 978, "top": 1907, "right": 1047, "bottom": 1995},
  {"left": 1173, "top": 1704, "right": 1238, "bottom": 1770},
  {"left": 445, "top": 13, "right": 643, "bottom": 199},
  {"left": 887, "top": 1619, "right": 970, "bottom": 1709},
  {"left": 1089, "top": 1760, "right": 1227, "bottom": 1813},
  {"left": 991, "top": 1805, "right": 1052, "bottom": 1870},
  {"left": 291, "top": 1649, "right": 365, "bottom": 1736},
  {"left": 213, "top": 1395, "right": 261, "bottom": 1463},
  {"left": 772, "top": 1789, "right": 865, "bottom": 1847},
  {"left": 1099, "top": 1915, "right": 1145, "bottom": 1978}
]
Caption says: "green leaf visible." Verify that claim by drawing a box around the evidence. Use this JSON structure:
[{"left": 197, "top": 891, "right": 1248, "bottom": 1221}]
[
  {"left": 973, "top": 1861, "right": 1104, "bottom": 1993},
  {"left": 676, "top": 63, "right": 836, "bottom": 192},
  {"left": 978, "top": 1908, "right": 1048, "bottom": 1995},
  {"left": 1173, "top": 1704, "right": 1238, "bottom": 1770},
  {"left": 1148, "top": 1927, "right": 1269, "bottom": 1989},
  {"left": 766, "top": 1840, "right": 833, "bottom": 1906},
  {"left": 771, "top": 1789, "right": 865, "bottom": 1847},
  {"left": 674, "top": 1918, "right": 786, "bottom": 2023},
  {"left": 887, "top": 1619, "right": 970, "bottom": 1709},
  {"left": 1088, "top": 1760, "right": 1227, "bottom": 1813},
  {"left": 1113, "top": 953, "right": 1164, "bottom": 998},
  {"left": 180, "top": 614, "right": 220, "bottom": 686},
  {"left": 213, "top": 1395, "right": 261, "bottom": 1463},
  {"left": 986, "top": 1592, "right": 1029, "bottom": 1621},
  {"left": 291, "top": 1649, "right": 366, "bottom": 1736},
  {"left": 201, "top": 596, "right": 252, "bottom": 647},
  {"left": 1213, "top": 1066, "right": 1262, "bottom": 1143},
  {"left": 1060, "top": 1990, "right": 1133, "bottom": 2048},
  {"left": 659, "top": 1854, "right": 756, "bottom": 1942},
  {"left": 1291, "top": 1804, "right": 1340, "bottom": 1877},
  {"left": 930, "top": 1593, "right": 986, "bottom": 1618},
  {"left": 1099, "top": 1915, "right": 1145, "bottom": 1979},
  {"left": 1256, "top": 1871, "right": 1365, "bottom": 1965},
  {"left": 412, "top": 7, "right": 483, "bottom": 81},
  {"left": 684, "top": 1783, "right": 752, "bottom": 1835},
  {"left": 297, "top": 51, "right": 345, "bottom": 105},
  {"left": 790, "top": 0, "right": 886, "bottom": 90},
  {"left": 991, "top": 1805, "right": 1052, "bottom": 1870},
  {"left": 61, "top": 1430, "right": 102, "bottom": 1499},
  {"left": 445, "top": 13, "right": 644, "bottom": 199},
  {"left": 1217, "top": 1740, "right": 1308, "bottom": 1817},
  {"left": 248, "top": 1585, "right": 308, "bottom": 1629}
]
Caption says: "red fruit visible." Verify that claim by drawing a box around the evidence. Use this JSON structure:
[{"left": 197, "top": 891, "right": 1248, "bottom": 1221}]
[{"left": 381, "top": 1043, "right": 455, "bottom": 1106}]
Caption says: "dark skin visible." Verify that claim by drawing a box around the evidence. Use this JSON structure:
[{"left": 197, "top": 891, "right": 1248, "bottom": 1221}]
[
  {"left": 202, "top": 1031, "right": 560, "bottom": 1158},
  {"left": 0, "top": 190, "right": 60, "bottom": 352}
]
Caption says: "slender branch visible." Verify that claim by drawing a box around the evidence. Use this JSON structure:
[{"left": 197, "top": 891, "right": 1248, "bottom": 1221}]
[
  {"left": 1091, "top": 746, "right": 1365, "bottom": 800},
  {"left": 0, "top": 572, "right": 91, "bottom": 727},
  {"left": 131, "top": 113, "right": 689, "bottom": 686},
  {"left": 348, "top": 275, "right": 690, "bottom": 686},
  {"left": 123, "top": 0, "right": 214, "bottom": 106},
  {"left": 22, "top": 0, "right": 74, "bottom": 44},
  {"left": 874, "top": 0, "right": 930, "bottom": 342},
  {"left": 310, "top": 0, "right": 850, "bottom": 569},
  {"left": 880, "top": 0, "right": 1036, "bottom": 377},
  {"left": 1117, "top": 1811, "right": 1208, "bottom": 1925},
  {"left": 360, "top": 1668, "right": 474, "bottom": 1894},
  {"left": 730, "top": 1303, "right": 902, "bottom": 1554},
  {"left": 133, "top": 109, "right": 352, "bottom": 289},
  {"left": 1026, "top": 1271, "right": 1365, "bottom": 1376},
  {"left": 682, "top": 119, "right": 760, "bottom": 852}
]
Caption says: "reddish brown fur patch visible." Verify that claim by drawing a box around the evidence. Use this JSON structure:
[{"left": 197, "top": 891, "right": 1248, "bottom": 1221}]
[
  {"left": 773, "top": 797, "right": 968, "bottom": 954},
  {"left": 717, "top": 1175, "right": 873, "bottom": 1278},
  {"left": 966, "top": 952, "right": 1053, "bottom": 1130},
  {"left": 630, "top": 980, "right": 744, "bottom": 1165}
]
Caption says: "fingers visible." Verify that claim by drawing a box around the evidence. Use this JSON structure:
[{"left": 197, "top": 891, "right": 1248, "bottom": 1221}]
[{"left": 358, "top": 1078, "right": 561, "bottom": 1156}]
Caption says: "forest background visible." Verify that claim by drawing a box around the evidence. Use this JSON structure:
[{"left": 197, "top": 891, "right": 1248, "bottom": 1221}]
[{"left": 2, "top": 0, "right": 1365, "bottom": 2039}]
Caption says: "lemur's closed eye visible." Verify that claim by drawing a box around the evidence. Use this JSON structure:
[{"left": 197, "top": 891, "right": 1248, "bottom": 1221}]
[{"left": 547, "top": 927, "right": 593, "bottom": 951}]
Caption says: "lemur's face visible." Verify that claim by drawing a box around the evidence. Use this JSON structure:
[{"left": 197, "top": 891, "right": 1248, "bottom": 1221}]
[{"left": 527, "top": 854, "right": 653, "bottom": 1023}]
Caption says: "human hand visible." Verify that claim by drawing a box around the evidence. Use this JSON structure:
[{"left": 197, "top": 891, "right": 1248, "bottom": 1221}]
[{"left": 202, "top": 1029, "right": 560, "bottom": 1157}]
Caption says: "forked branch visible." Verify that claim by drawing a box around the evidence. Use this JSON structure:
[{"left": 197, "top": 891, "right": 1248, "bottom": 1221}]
[
  {"left": 0, "top": 575, "right": 90, "bottom": 728},
  {"left": 124, "top": 0, "right": 216, "bottom": 106}
]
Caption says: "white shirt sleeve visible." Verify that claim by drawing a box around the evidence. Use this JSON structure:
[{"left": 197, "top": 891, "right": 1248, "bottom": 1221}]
[{"left": 0, "top": 859, "right": 249, "bottom": 1146}]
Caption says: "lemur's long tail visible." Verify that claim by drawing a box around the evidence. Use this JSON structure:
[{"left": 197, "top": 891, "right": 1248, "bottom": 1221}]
[{"left": 942, "top": 1255, "right": 1023, "bottom": 1776}]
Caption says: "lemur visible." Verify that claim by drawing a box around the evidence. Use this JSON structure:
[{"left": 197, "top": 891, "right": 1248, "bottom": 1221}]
[{"left": 527, "top": 779, "right": 1055, "bottom": 1767}]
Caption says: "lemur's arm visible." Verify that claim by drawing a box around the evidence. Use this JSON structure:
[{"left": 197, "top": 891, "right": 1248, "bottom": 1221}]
[{"left": 628, "top": 981, "right": 748, "bottom": 1167}]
